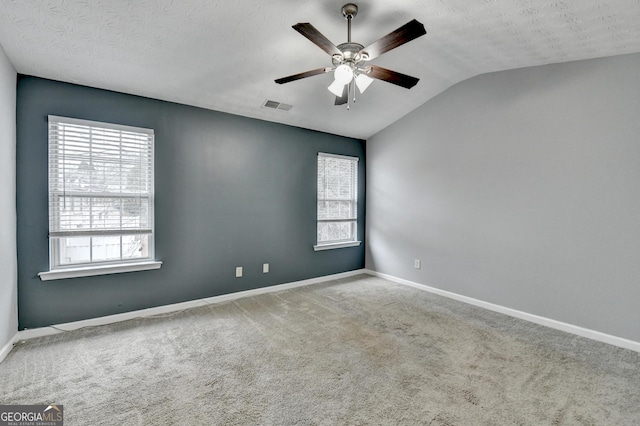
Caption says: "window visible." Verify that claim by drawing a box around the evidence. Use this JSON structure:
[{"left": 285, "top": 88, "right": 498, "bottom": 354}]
[
  {"left": 314, "top": 153, "right": 361, "bottom": 251},
  {"left": 39, "top": 116, "right": 161, "bottom": 280}
]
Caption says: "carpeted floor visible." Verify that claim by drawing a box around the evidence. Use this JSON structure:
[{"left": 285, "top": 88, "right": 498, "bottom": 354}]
[{"left": 1, "top": 274, "right": 639, "bottom": 425}]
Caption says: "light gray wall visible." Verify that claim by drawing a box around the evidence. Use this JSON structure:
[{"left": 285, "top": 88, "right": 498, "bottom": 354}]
[
  {"left": 0, "top": 44, "right": 17, "bottom": 350},
  {"left": 366, "top": 53, "right": 640, "bottom": 342}
]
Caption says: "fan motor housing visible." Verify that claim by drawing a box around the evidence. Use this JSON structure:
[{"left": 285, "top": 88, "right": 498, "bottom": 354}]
[{"left": 333, "top": 42, "right": 366, "bottom": 66}]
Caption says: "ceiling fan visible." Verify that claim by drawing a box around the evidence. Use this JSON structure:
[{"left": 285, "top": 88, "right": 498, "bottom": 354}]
[{"left": 275, "top": 3, "right": 426, "bottom": 109}]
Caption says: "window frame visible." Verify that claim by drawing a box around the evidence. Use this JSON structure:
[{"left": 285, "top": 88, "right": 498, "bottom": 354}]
[
  {"left": 39, "top": 116, "right": 161, "bottom": 281},
  {"left": 314, "top": 152, "right": 361, "bottom": 251}
]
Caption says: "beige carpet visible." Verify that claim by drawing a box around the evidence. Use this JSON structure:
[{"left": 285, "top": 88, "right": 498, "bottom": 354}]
[{"left": 1, "top": 275, "right": 639, "bottom": 425}]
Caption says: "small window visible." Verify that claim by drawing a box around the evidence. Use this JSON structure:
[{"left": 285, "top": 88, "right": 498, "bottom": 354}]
[
  {"left": 314, "top": 153, "right": 361, "bottom": 251},
  {"left": 43, "top": 116, "right": 158, "bottom": 277}
]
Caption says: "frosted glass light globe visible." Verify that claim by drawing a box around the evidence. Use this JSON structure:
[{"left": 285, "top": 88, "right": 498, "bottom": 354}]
[
  {"left": 328, "top": 79, "right": 346, "bottom": 97},
  {"left": 355, "top": 73, "right": 374, "bottom": 93},
  {"left": 334, "top": 64, "right": 354, "bottom": 85}
]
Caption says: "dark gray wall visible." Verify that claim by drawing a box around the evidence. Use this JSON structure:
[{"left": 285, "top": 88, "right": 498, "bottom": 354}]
[
  {"left": 366, "top": 53, "right": 640, "bottom": 342},
  {"left": 17, "top": 76, "right": 365, "bottom": 329}
]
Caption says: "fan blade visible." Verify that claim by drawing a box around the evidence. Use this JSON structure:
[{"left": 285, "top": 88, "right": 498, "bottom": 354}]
[
  {"left": 335, "top": 85, "right": 348, "bottom": 105},
  {"left": 367, "top": 65, "right": 419, "bottom": 89},
  {"left": 293, "top": 23, "right": 342, "bottom": 57},
  {"left": 361, "top": 19, "right": 426, "bottom": 61},
  {"left": 275, "top": 67, "right": 331, "bottom": 84}
]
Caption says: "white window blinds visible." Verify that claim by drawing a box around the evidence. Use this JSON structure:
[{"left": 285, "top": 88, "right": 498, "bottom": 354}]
[
  {"left": 317, "top": 153, "right": 359, "bottom": 245},
  {"left": 48, "top": 116, "right": 154, "bottom": 268}
]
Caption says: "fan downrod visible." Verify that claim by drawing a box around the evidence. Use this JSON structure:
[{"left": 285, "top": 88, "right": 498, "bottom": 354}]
[{"left": 342, "top": 3, "right": 358, "bottom": 42}]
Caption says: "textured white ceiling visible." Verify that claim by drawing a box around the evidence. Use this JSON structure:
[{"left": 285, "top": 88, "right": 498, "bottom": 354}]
[{"left": 1, "top": 0, "right": 640, "bottom": 139}]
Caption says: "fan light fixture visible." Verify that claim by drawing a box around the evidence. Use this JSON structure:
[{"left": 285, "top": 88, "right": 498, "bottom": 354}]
[
  {"left": 355, "top": 73, "right": 373, "bottom": 93},
  {"left": 275, "top": 3, "right": 427, "bottom": 109},
  {"left": 328, "top": 63, "right": 356, "bottom": 97},
  {"left": 328, "top": 67, "right": 373, "bottom": 97},
  {"left": 334, "top": 64, "right": 354, "bottom": 85},
  {"left": 328, "top": 79, "right": 346, "bottom": 97}
]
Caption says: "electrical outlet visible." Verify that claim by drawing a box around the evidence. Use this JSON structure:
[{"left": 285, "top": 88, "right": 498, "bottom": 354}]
[
  {"left": 263, "top": 263, "right": 269, "bottom": 273},
  {"left": 235, "top": 266, "right": 243, "bottom": 277},
  {"left": 414, "top": 259, "right": 421, "bottom": 269}
]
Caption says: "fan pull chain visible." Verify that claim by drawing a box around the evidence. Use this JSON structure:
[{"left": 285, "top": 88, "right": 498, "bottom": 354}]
[{"left": 353, "top": 80, "right": 357, "bottom": 103}]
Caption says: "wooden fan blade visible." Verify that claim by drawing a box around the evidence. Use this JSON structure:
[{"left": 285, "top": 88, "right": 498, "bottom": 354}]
[
  {"left": 335, "top": 85, "right": 348, "bottom": 105},
  {"left": 361, "top": 19, "right": 426, "bottom": 61},
  {"left": 275, "top": 67, "right": 331, "bottom": 84},
  {"left": 367, "top": 65, "right": 419, "bottom": 89},
  {"left": 293, "top": 23, "right": 342, "bottom": 56}
]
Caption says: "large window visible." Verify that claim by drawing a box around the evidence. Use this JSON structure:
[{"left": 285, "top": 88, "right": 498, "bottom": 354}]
[
  {"left": 41, "top": 116, "right": 160, "bottom": 279},
  {"left": 315, "top": 152, "right": 361, "bottom": 250}
]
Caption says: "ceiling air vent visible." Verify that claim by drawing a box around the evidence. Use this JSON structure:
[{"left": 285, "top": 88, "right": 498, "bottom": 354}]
[{"left": 262, "top": 100, "right": 293, "bottom": 112}]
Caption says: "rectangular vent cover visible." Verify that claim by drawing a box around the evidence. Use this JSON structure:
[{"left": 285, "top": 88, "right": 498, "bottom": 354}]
[{"left": 262, "top": 100, "right": 292, "bottom": 112}]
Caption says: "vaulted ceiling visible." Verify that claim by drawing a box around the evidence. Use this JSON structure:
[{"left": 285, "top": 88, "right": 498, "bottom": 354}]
[{"left": 1, "top": 1, "right": 640, "bottom": 139}]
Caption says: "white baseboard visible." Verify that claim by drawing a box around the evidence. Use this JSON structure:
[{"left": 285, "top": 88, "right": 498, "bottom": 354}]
[
  {"left": 0, "top": 333, "right": 18, "bottom": 363},
  {"left": 13, "top": 267, "right": 636, "bottom": 358},
  {"left": 364, "top": 269, "right": 640, "bottom": 353},
  {"left": 16, "top": 269, "right": 366, "bottom": 342}
]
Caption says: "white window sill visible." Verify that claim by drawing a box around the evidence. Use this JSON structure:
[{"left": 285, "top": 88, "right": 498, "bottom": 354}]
[
  {"left": 38, "top": 261, "right": 163, "bottom": 281},
  {"left": 313, "top": 241, "right": 361, "bottom": 251}
]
